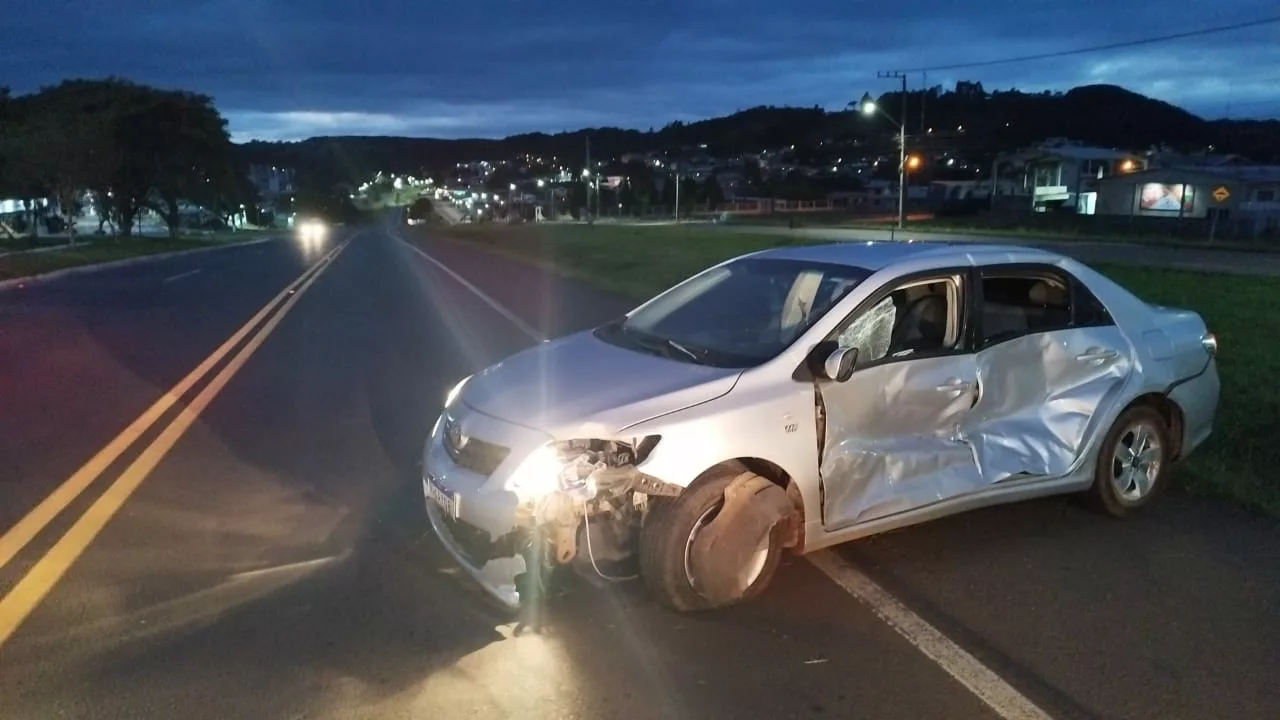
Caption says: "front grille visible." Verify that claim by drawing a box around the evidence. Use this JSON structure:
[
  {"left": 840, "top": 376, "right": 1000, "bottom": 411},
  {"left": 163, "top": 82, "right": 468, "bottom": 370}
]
[
  {"left": 442, "top": 414, "right": 510, "bottom": 476},
  {"left": 440, "top": 515, "right": 524, "bottom": 566},
  {"left": 444, "top": 435, "right": 510, "bottom": 475}
]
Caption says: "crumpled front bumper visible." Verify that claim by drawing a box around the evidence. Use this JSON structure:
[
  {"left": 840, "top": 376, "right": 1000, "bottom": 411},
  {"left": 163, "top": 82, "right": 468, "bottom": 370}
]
[
  {"left": 422, "top": 409, "right": 549, "bottom": 611},
  {"left": 424, "top": 494, "right": 526, "bottom": 610}
]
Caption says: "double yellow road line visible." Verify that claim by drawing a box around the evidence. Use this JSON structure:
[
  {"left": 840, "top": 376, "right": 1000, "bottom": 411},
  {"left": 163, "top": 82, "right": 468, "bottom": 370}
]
[{"left": 0, "top": 237, "right": 350, "bottom": 648}]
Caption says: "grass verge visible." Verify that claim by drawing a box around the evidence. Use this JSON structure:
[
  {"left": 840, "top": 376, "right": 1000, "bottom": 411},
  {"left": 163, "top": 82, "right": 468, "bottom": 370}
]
[
  {"left": 0, "top": 236, "right": 234, "bottom": 282},
  {"left": 0, "top": 235, "right": 89, "bottom": 253},
  {"left": 728, "top": 214, "right": 1274, "bottom": 252},
  {"left": 440, "top": 222, "right": 1279, "bottom": 517}
]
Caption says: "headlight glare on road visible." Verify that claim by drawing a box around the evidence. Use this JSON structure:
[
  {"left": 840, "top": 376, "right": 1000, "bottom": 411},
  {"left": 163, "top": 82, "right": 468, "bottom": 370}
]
[{"left": 504, "top": 445, "right": 563, "bottom": 502}]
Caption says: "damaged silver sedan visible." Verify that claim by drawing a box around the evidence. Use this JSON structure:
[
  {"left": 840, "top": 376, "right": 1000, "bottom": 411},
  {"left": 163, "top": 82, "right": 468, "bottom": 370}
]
[{"left": 422, "top": 242, "right": 1220, "bottom": 611}]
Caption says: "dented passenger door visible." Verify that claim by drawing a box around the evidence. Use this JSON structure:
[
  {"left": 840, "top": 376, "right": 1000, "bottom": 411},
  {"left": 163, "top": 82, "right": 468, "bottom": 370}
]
[
  {"left": 817, "top": 270, "right": 985, "bottom": 530},
  {"left": 963, "top": 266, "right": 1134, "bottom": 483}
]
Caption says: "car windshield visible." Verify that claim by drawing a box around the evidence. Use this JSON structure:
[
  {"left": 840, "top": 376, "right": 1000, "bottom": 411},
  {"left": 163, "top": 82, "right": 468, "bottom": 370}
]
[{"left": 597, "top": 257, "right": 871, "bottom": 368}]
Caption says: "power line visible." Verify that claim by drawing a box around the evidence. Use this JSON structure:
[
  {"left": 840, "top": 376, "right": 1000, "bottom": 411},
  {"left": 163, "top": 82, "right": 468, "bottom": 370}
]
[{"left": 887, "top": 16, "right": 1280, "bottom": 74}]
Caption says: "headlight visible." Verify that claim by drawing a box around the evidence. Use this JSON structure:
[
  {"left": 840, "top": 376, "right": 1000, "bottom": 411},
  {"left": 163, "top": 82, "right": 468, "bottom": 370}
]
[
  {"left": 504, "top": 445, "right": 564, "bottom": 503},
  {"left": 297, "top": 220, "right": 327, "bottom": 240},
  {"left": 444, "top": 374, "right": 471, "bottom": 408}
]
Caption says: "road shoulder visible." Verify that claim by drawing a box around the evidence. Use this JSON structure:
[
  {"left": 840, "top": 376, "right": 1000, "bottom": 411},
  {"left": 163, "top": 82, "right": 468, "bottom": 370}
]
[{"left": 0, "top": 235, "right": 279, "bottom": 290}]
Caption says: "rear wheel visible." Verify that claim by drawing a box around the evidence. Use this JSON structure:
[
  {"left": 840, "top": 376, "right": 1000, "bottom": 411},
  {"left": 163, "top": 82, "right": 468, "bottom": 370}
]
[
  {"left": 1089, "top": 404, "right": 1171, "bottom": 517},
  {"left": 640, "top": 471, "right": 783, "bottom": 612}
]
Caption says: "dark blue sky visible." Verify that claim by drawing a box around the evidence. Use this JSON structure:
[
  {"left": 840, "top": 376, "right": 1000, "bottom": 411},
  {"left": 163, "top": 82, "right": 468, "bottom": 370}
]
[{"left": 5, "top": 1, "right": 1278, "bottom": 141}]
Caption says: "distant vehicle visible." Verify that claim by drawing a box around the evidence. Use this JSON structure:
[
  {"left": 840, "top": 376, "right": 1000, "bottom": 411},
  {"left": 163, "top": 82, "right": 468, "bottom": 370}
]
[
  {"left": 422, "top": 242, "right": 1220, "bottom": 612},
  {"left": 294, "top": 217, "right": 327, "bottom": 245}
]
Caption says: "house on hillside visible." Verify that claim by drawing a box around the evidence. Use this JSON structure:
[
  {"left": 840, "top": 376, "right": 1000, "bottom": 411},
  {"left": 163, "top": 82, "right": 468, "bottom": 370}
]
[
  {"left": 1146, "top": 149, "right": 1248, "bottom": 170},
  {"left": 248, "top": 165, "right": 296, "bottom": 200},
  {"left": 994, "top": 139, "right": 1146, "bottom": 213}
]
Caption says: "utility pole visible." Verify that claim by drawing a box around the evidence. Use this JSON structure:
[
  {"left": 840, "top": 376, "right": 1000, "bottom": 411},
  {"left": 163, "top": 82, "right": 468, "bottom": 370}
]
[
  {"left": 920, "top": 71, "right": 927, "bottom": 134},
  {"left": 673, "top": 162, "right": 680, "bottom": 222},
  {"left": 585, "top": 136, "right": 592, "bottom": 221},
  {"left": 877, "top": 70, "right": 908, "bottom": 230}
]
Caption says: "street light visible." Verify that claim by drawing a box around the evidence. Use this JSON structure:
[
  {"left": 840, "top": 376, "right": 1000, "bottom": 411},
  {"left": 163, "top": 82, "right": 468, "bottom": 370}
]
[
  {"left": 858, "top": 92, "right": 877, "bottom": 117},
  {"left": 536, "top": 179, "right": 551, "bottom": 220},
  {"left": 858, "top": 74, "right": 909, "bottom": 230}
]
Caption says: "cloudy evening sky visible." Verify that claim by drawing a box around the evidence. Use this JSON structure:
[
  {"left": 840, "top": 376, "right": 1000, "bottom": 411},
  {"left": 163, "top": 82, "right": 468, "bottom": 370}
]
[{"left": 4, "top": 1, "right": 1278, "bottom": 141}]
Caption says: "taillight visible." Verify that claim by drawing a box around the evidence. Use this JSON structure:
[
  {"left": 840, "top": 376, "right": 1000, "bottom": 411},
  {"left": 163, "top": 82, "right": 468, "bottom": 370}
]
[{"left": 1201, "top": 333, "right": 1218, "bottom": 357}]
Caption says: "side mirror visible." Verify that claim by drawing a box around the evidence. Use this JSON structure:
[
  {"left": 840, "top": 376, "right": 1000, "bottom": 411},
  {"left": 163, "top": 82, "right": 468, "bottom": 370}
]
[
  {"left": 805, "top": 341, "right": 858, "bottom": 382},
  {"left": 823, "top": 346, "right": 859, "bottom": 382}
]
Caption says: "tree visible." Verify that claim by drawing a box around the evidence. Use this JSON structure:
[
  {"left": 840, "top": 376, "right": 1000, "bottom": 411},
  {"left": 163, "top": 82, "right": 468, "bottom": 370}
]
[
  {"left": 703, "top": 174, "right": 725, "bottom": 209},
  {"left": 110, "top": 87, "right": 235, "bottom": 237},
  {"left": 207, "top": 159, "right": 259, "bottom": 229},
  {"left": 1, "top": 79, "right": 237, "bottom": 238}
]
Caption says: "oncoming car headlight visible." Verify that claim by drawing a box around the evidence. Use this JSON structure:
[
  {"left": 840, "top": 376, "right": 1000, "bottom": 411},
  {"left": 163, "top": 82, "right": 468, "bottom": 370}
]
[
  {"left": 296, "top": 219, "right": 327, "bottom": 243},
  {"left": 504, "top": 445, "right": 563, "bottom": 502}
]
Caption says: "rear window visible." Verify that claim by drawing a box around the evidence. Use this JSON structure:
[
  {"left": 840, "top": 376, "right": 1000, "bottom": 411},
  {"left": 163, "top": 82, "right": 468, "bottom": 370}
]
[{"left": 979, "top": 274, "right": 1071, "bottom": 346}]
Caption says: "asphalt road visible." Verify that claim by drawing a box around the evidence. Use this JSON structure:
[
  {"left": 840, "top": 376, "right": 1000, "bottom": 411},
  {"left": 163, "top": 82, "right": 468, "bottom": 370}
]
[
  {"left": 720, "top": 224, "right": 1280, "bottom": 277},
  {"left": 1, "top": 224, "right": 1277, "bottom": 720}
]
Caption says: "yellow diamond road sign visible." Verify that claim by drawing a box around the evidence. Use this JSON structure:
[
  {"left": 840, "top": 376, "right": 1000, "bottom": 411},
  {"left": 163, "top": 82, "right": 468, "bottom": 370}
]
[{"left": 1213, "top": 186, "right": 1230, "bottom": 202}]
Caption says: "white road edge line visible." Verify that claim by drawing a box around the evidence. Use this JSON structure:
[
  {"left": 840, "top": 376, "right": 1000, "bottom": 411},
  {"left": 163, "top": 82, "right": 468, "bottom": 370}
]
[
  {"left": 807, "top": 551, "right": 1055, "bottom": 720},
  {"left": 395, "top": 234, "right": 546, "bottom": 342},
  {"left": 401, "top": 231, "right": 1056, "bottom": 720},
  {"left": 162, "top": 268, "right": 202, "bottom": 284}
]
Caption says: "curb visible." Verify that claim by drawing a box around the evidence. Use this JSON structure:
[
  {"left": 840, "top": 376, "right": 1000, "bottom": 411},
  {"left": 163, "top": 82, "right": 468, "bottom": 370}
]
[{"left": 0, "top": 237, "right": 280, "bottom": 292}]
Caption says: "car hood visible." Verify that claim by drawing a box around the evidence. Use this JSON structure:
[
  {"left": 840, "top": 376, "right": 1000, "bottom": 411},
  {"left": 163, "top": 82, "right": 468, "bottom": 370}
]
[{"left": 461, "top": 329, "right": 742, "bottom": 436}]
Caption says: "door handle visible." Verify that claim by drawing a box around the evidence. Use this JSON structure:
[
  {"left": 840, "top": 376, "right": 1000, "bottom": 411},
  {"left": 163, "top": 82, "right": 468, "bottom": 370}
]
[
  {"left": 1076, "top": 348, "right": 1119, "bottom": 363},
  {"left": 935, "top": 378, "right": 975, "bottom": 396}
]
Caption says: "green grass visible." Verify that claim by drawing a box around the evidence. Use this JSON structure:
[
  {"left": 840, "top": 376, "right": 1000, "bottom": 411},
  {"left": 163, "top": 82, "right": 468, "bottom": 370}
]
[
  {"left": 0, "top": 236, "right": 224, "bottom": 281},
  {"left": 0, "top": 235, "right": 86, "bottom": 253},
  {"left": 438, "top": 222, "right": 1280, "bottom": 517},
  {"left": 183, "top": 228, "right": 277, "bottom": 242},
  {"left": 727, "top": 213, "right": 1274, "bottom": 252},
  {"left": 847, "top": 218, "right": 1272, "bottom": 252}
]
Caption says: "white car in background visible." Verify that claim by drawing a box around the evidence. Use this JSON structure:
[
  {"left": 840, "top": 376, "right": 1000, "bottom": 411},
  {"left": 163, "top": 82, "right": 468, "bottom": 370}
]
[{"left": 423, "top": 241, "right": 1220, "bottom": 611}]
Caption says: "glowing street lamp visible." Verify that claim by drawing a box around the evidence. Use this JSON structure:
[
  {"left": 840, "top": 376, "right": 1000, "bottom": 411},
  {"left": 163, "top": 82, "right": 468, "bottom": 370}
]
[
  {"left": 857, "top": 75, "right": 909, "bottom": 230},
  {"left": 858, "top": 92, "right": 877, "bottom": 116}
]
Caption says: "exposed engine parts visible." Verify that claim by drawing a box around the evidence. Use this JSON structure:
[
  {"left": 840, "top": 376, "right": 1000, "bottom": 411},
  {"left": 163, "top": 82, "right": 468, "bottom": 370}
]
[
  {"left": 520, "top": 438, "right": 674, "bottom": 578},
  {"left": 512, "top": 440, "right": 798, "bottom": 607}
]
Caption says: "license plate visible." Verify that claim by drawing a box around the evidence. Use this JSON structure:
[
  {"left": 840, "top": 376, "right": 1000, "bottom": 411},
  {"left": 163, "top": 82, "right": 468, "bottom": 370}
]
[{"left": 424, "top": 475, "right": 460, "bottom": 518}]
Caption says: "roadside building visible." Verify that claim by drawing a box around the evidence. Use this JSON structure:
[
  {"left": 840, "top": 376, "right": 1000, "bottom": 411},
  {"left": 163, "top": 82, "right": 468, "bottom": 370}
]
[
  {"left": 993, "top": 138, "right": 1146, "bottom": 213},
  {"left": 1088, "top": 165, "right": 1280, "bottom": 239}
]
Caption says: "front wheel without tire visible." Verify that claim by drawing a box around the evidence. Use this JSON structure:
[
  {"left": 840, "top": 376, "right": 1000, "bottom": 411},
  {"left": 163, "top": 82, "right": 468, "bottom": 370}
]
[
  {"left": 639, "top": 471, "right": 783, "bottom": 612},
  {"left": 1089, "top": 404, "right": 1172, "bottom": 518}
]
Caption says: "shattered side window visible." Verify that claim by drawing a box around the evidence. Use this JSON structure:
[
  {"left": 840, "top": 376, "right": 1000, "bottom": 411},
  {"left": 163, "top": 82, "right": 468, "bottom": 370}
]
[{"left": 837, "top": 295, "right": 896, "bottom": 363}]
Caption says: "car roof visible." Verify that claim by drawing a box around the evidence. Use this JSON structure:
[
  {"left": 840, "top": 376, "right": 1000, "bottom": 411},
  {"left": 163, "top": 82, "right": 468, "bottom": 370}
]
[{"left": 748, "top": 240, "right": 1064, "bottom": 271}]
